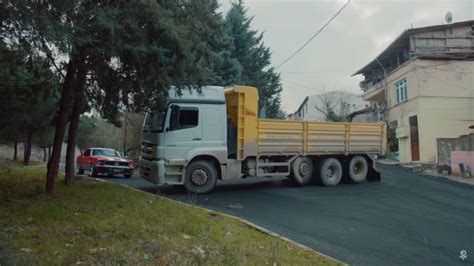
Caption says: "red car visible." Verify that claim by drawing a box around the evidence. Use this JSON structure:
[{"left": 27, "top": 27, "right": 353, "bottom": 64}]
[{"left": 76, "top": 147, "right": 134, "bottom": 178}]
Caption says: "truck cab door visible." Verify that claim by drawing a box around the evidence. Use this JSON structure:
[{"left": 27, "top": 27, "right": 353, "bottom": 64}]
[{"left": 164, "top": 104, "right": 203, "bottom": 159}]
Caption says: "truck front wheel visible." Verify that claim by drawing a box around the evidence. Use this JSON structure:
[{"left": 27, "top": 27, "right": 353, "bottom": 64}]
[
  {"left": 320, "top": 158, "right": 342, "bottom": 186},
  {"left": 184, "top": 160, "right": 218, "bottom": 194},
  {"left": 290, "top": 156, "right": 313, "bottom": 185}
]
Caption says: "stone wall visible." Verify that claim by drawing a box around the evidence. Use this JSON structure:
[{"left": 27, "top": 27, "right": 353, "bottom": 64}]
[{"left": 437, "top": 133, "right": 474, "bottom": 173}]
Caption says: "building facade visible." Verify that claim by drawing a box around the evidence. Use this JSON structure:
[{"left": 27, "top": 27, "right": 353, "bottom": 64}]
[{"left": 353, "top": 20, "right": 474, "bottom": 163}]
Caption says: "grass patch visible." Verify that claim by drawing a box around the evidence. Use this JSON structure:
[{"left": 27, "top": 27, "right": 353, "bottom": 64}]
[{"left": 0, "top": 159, "right": 340, "bottom": 265}]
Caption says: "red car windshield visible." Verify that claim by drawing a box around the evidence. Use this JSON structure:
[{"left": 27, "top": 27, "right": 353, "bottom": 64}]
[{"left": 92, "top": 149, "right": 120, "bottom": 157}]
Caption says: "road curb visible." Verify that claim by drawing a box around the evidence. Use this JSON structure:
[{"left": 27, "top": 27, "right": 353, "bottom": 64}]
[{"left": 91, "top": 177, "right": 346, "bottom": 265}]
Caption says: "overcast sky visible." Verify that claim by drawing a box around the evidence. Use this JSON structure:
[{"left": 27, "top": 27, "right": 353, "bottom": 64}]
[{"left": 218, "top": 0, "right": 473, "bottom": 113}]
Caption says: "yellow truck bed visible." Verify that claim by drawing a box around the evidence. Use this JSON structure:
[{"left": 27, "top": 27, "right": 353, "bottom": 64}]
[
  {"left": 258, "top": 119, "right": 386, "bottom": 156},
  {"left": 225, "top": 86, "right": 386, "bottom": 160}
]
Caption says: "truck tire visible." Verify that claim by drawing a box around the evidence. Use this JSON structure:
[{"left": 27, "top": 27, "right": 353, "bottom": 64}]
[
  {"left": 348, "top": 155, "right": 368, "bottom": 183},
  {"left": 320, "top": 158, "right": 342, "bottom": 186},
  {"left": 184, "top": 160, "right": 218, "bottom": 194},
  {"left": 290, "top": 156, "right": 313, "bottom": 185}
]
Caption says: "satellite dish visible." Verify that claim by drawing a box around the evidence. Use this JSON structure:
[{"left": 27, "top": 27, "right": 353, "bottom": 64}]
[{"left": 445, "top": 12, "right": 453, "bottom": 23}]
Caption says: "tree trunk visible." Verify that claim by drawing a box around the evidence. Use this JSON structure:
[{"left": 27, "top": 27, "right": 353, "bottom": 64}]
[
  {"left": 47, "top": 145, "right": 51, "bottom": 160},
  {"left": 13, "top": 141, "right": 18, "bottom": 160},
  {"left": 43, "top": 147, "right": 47, "bottom": 163},
  {"left": 46, "top": 58, "right": 79, "bottom": 193},
  {"left": 65, "top": 89, "right": 85, "bottom": 185},
  {"left": 23, "top": 130, "right": 33, "bottom": 165}
]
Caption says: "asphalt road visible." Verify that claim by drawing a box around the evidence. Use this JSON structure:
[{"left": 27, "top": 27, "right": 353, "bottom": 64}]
[{"left": 95, "top": 164, "right": 474, "bottom": 266}]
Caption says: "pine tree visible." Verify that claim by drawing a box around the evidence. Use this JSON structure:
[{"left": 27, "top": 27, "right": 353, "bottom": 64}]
[
  {"left": 0, "top": 42, "right": 60, "bottom": 165},
  {"left": 175, "top": 0, "right": 242, "bottom": 86},
  {"left": 1, "top": 0, "right": 221, "bottom": 192},
  {"left": 225, "top": 0, "right": 284, "bottom": 118}
]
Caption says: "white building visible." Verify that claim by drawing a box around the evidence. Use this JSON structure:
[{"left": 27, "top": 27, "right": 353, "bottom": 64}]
[
  {"left": 353, "top": 20, "right": 474, "bottom": 163},
  {"left": 293, "top": 90, "right": 371, "bottom": 121}
]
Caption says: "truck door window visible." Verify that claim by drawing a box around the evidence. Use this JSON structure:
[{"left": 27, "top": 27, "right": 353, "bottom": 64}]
[{"left": 175, "top": 107, "right": 199, "bottom": 130}]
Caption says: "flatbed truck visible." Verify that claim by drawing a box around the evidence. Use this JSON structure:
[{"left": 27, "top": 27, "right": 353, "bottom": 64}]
[{"left": 139, "top": 85, "right": 386, "bottom": 193}]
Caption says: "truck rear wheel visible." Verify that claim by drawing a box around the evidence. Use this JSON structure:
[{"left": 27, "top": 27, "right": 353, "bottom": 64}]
[
  {"left": 290, "top": 156, "right": 313, "bottom": 185},
  {"left": 320, "top": 158, "right": 342, "bottom": 186},
  {"left": 348, "top": 155, "right": 368, "bottom": 183},
  {"left": 184, "top": 160, "right": 218, "bottom": 194}
]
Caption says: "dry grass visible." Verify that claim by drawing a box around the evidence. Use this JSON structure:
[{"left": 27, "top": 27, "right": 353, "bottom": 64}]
[{"left": 0, "top": 159, "right": 340, "bottom": 265}]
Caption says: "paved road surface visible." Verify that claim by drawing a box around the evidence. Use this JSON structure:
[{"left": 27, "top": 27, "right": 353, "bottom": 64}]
[{"left": 93, "top": 164, "right": 474, "bottom": 266}]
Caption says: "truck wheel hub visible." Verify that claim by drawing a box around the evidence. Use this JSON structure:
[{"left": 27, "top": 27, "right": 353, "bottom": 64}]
[
  {"left": 353, "top": 162, "right": 363, "bottom": 175},
  {"left": 327, "top": 165, "right": 337, "bottom": 178},
  {"left": 191, "top": 168, "right": 208, "bottom": 186},
  {"left": 299, "top": 162, "right": 310, "bottom": 177}
]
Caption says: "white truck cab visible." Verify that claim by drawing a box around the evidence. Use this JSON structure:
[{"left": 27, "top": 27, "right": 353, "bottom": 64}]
[{"left": 139, "top": 86, "right": 228, "bottom": 193}]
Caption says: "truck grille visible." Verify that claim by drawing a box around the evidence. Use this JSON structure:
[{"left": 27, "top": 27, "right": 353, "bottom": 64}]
[{"left": 141, "top": 141, "right": 154, "bottom": 155}]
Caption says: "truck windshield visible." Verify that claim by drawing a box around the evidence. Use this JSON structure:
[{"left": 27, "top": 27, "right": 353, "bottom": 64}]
[{"left": 143, "top": 109, "right": 166, "bottom": 133}]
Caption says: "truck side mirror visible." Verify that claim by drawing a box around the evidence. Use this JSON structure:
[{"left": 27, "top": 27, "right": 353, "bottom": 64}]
[{"left": 169, "top": 105, "right": 180, "bottom": 131}]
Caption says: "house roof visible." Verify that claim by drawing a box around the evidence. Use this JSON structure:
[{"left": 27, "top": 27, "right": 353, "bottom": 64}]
[
  {"left": 352, "top": 20, "right": 474, "bottom": 76},
  {"left": 294, "top": 96, "right": 309, "bottom": 114}
]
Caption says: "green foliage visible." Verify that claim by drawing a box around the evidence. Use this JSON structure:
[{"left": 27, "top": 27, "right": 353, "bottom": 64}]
[
  {"left": 1, "top": 0, "right": 285, "bottom": 121},
  {"left": 76, "top": 116, "right": 121, "bottom": 152},
  {"left": 177, "top": 0, "right": 243, "bottom": 86},
  {"left": 0, "top": 42, "right": 60, "bottom": 145},
  {"left": 1, "top": 0, "right": 224, "bottom": 125},
  {"left": 225, "top": 1, "right": 284, "bottom": 118},
  {"left": 76, "top": 116, "right": 98, "bottom": 152}
]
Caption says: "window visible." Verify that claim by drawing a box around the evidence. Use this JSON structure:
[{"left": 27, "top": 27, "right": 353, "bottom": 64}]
[
  {"left": 143, "top": 108, "right": 166, "bottom": 133},
  {"left": 172, "top": 107, "right": 198, "bottom": 130},
  {"left": 395, "top": 79, "right": 407, "bottom": 104},
  {"left": 179, "top": 109, "right": 198, "bottom": 128}
]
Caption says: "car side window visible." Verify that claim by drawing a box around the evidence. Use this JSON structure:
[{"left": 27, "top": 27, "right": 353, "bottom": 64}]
[
  {"left": 84, "top": 149, "right": 91, "bottom": 156},
  {"left": 177, "top": 108, "right": 199, "bottom": 130}
]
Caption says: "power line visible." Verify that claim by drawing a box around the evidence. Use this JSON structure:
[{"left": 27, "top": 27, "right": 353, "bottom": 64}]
[{"left": 274, "top": 0, "right": 351, "bottom": 70}]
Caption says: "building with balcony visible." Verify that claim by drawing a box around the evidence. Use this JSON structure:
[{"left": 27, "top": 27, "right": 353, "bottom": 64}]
[{"left": 353, "top": 20, "right": 474, "bottom": 163}]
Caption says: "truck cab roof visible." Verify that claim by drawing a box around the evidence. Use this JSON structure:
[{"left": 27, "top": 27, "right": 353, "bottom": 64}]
[{"left": 168, "top": 86, "right": 225, "bottom": 104}]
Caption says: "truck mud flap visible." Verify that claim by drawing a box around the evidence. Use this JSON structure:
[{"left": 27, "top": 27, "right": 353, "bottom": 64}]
[
  {"left": 366, "top": 155, "right": 381, "bottom": 182},
  {"left": 367, "top": 166, "right": 381, "bottom": 181}
]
